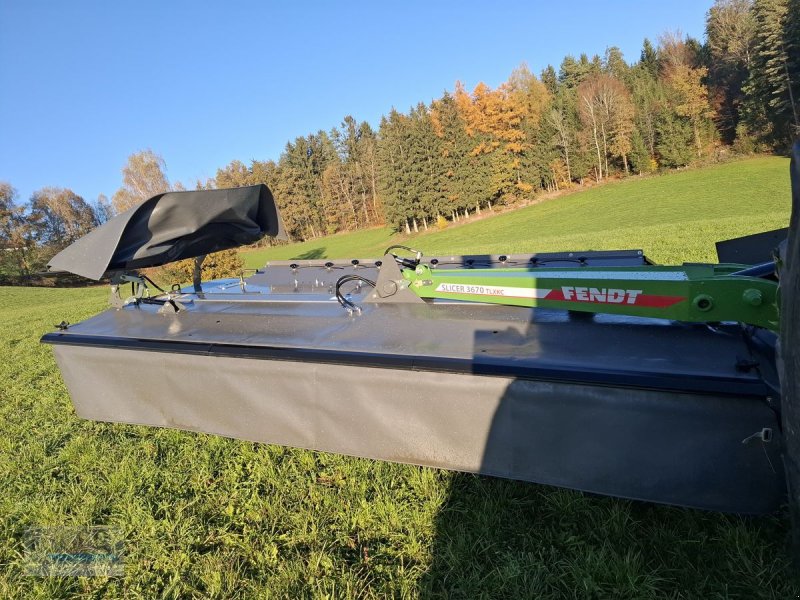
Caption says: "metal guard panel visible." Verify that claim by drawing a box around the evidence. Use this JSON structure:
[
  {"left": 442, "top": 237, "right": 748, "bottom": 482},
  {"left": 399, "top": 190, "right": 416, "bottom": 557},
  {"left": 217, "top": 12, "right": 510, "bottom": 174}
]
[
  {"left": 50, "top": 345, "right": 785, "bottom": 514},
  {"left": 41, "top": 332, "right": 772, "bottom": 398}
]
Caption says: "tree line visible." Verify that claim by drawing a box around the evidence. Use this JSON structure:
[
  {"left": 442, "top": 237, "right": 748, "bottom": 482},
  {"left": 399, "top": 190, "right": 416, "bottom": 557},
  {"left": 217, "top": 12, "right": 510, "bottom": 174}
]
[{"left": 1, "top": 0, "right": 798, "bottom": 283}]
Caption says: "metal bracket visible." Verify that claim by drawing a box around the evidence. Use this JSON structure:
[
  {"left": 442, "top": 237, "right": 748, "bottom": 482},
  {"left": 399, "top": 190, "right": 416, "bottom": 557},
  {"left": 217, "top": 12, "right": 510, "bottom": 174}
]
[
  {"left": 158, "top": 297, "right": 188, "bottom": 313},
  {"left": 109, "top": 272, "right": 150, "bottom": 308},
  {"left": 108, "top": 272, "right": 186, "bottom": 313},
  {"left": 363, "top": 254, "right": 425, "bottom": 304}
]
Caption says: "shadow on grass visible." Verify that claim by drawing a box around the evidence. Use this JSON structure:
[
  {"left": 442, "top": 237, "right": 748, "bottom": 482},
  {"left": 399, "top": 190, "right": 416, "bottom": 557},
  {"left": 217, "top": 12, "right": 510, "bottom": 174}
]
[
  {"left": 417, "top": 252, "right": 793, "bottom": 597},
  {"left": 291, "top": 247, "right": 327, "bottom": 260},
  {"left": 419, "top": 474, "right": 797, "bottom": 598}
]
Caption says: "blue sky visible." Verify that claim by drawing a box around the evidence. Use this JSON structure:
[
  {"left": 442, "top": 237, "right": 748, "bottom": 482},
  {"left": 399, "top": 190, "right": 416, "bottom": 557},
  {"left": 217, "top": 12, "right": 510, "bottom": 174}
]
[{"left": 0, "top": 1, "right": 713, "bottom": 204}]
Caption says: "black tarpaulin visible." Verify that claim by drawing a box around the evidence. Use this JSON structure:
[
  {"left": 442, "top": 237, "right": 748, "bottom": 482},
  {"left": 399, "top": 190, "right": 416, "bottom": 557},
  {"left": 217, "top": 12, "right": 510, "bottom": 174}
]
[{"left": 48, "top": 184, "right": 286, "bottom": 280}]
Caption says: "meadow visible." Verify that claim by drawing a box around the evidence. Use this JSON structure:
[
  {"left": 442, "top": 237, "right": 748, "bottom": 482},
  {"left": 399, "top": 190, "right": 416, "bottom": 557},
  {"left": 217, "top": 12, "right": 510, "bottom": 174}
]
[{"left": 1, "top": 156, "right": 798, "bottom": 598}]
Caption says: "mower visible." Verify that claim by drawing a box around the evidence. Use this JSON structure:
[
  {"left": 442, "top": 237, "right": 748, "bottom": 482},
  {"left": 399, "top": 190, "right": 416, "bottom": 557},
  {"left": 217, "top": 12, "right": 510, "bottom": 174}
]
[{"left": 41, "top": 145, "right": 800, "bottom": 518}]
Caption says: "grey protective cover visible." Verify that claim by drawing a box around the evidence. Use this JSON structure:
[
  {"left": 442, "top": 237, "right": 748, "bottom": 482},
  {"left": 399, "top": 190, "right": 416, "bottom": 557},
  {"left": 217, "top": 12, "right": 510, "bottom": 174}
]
[{"left": 47, "top": 184, "right": 286, "bottom": 280}]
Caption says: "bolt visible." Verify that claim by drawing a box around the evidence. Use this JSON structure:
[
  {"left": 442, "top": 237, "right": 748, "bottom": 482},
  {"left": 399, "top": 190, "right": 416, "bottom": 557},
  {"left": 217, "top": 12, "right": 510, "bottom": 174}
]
[
  {"left": 693, "top": 294, "right": 714, "bottom": 312},
  {"left": 742, "top": 288, "right": 763, "bottom": 306}
]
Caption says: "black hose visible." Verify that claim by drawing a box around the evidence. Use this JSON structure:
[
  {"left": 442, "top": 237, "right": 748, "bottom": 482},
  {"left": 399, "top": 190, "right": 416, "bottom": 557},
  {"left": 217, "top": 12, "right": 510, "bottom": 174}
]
[{"left": 335, "top": 275, "right": 376, "bottom": 312}]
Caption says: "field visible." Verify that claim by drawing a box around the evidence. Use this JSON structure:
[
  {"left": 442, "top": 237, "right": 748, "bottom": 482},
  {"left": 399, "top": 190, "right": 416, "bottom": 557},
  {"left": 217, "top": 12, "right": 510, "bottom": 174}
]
[{"left": 1, "top": 156, "right": 799, "bottom": 598}]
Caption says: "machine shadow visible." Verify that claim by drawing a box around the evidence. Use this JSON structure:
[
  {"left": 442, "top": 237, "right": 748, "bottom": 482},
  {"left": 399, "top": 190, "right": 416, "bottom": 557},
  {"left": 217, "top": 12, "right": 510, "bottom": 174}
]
[
  {"left": 416, "top": 256, "right": 788, "bottom": 597},
  {"left": 291, "top": 247, "right": 327, "bottom": 260}
]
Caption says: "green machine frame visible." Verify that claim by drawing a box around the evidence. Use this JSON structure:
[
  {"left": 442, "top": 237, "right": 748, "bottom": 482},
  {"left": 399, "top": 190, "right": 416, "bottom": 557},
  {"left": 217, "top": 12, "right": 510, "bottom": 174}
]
[{"left": 365, "top": 253, "right": 780, "bottom": 331}]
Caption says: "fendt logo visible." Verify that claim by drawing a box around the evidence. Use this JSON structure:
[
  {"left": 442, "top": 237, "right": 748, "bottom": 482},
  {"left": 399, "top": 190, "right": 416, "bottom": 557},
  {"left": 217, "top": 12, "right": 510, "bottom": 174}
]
[
  {"left": 546, "top": 286, "right": 686, "bottom": 308},
  {"left": 433, "top": 282, "right": 687, "bottom": 309},
  {"left": 560, "top": 286, "right": 641, "bottom": 305}
]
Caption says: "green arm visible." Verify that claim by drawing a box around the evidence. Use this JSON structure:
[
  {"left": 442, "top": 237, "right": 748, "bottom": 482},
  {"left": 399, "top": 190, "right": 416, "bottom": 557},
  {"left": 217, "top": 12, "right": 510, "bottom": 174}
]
[{"left": 401, "top": 263, "right": 779, "bottom": 331}]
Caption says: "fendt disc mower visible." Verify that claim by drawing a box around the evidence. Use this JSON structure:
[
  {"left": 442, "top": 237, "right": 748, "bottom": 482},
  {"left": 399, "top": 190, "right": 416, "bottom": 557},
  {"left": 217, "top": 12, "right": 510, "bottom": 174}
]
[{"left": 42, "top": 145, "right": 800, "bottom": 527}]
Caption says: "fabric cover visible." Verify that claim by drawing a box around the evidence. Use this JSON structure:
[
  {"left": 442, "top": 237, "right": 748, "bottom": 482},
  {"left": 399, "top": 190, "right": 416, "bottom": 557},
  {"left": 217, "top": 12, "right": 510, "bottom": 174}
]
[{"left": 48, "top": 185, "right": 286, "bottom": 279}]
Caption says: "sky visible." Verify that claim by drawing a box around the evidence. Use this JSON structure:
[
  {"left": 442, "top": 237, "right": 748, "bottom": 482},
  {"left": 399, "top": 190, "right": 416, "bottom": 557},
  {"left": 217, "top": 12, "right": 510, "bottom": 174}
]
[{"left": 0, "top": 0, "right": 714, "bottom": 205}]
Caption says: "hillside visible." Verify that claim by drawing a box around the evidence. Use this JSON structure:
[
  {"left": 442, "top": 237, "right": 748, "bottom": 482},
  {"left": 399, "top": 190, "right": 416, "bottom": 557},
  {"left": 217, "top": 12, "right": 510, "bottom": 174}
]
[{"left": 243, "top": 156, "right": 792, "bottom": 268}]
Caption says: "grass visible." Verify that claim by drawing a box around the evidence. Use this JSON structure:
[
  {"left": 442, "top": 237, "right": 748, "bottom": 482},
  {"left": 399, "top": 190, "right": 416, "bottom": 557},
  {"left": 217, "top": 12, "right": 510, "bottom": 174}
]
[
  {"left": 1, "top": 156, "right": 799, "bottom": 598},
  {"left": 243, "top": 156, "right": 792, "bottom": 268}
]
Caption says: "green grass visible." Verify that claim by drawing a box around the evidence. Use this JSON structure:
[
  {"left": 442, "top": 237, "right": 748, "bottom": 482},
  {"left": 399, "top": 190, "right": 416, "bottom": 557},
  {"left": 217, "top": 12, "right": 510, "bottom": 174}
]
[
  {"left": 2, "top": 157, "right": 799, "bottom": 598},
  {"left": 243, "top": 156, "right": 792, "bottom": 268}
]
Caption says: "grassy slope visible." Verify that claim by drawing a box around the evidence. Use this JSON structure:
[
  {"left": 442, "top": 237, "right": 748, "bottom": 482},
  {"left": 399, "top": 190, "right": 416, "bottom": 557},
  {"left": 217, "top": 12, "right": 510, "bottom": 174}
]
[
  {"left": 243, "top": 156, "right": 791, "bottom": 268},
  {"left": 1, "top": 157, "right": 799, "bottom": 598}
]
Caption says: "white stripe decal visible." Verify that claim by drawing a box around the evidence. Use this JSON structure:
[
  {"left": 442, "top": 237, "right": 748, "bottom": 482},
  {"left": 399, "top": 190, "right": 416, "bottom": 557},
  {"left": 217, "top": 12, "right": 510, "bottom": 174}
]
[
  {"left": 435, "top": 283, "right": 551, "bottom": 298},
  {"left": 441, "top": 270, "right": 688, "bottom": 281}
]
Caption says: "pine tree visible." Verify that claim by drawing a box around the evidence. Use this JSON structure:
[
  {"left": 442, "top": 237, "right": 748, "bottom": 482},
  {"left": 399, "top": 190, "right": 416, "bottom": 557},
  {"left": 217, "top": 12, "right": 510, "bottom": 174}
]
[
  {"left": 558, "top": 54, "right": 599, "bottom": 89},
  {"left": 630, "top": 70, "right": 665, "bottom": 163},
  {"left": 541, "top": 65, "right": 559, "bottom": 95},
  {"left": 377, "top": 109, "right": 416, "bottom": 231},
  {"left": 604, "top": 46, "right": 631, "bottom": 84},
  {"left": 278, "top": 132, "right": 337, "bottom": 238},
  {"left": 640, "top": 38, "right": 660, "bottom": 78},
  {"left": 431, "top": 92, "right": 474, "bottom": 217},
  {"left": 656, "top": 112, "right": 695, "bottom": 167},
  {"left": 628, "top": 129, "right": 653, "bottom": 173},
  {"left": 743, "top": 0, "right": 799, "bottom": 146},
  {"left": 784, "top": 0, "right": 800, "bottom": 139}
]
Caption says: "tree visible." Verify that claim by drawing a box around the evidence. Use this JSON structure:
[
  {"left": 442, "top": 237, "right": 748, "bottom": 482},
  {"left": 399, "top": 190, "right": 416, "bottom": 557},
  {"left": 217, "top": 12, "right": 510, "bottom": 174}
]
[
  {"left": 559, "top": 54, "right": 599, "bottom": 89},
  {"left": 706, "top": 0, "right": 756, "bottom": 142},
  {"left": 628, "top": 129, "right": 654, "bottom": 173},
  {"left": 742, "top": 0, "right": 799, "bottom": 146},
  {"left": 604, "top": 46, "right": 630, "bottom": 84},
  {"left": 577, "top": 74, "right": 635, "bottom": 178},
  {"left": 656, "top": 112, "right": 695, "bottom": 167},
  {"left": 630, "top": 71, "right": 666, "bottom": 164},
  {"left": 508, "top": 64, "right": 553, "bottom": 194},
  {"left": 216, "top": 159, "right": 252, "bottom": 188},
  {"left": 707, "top": 0, "right": 756, "bottom": 67},
  {"left": 0, "top": 183, "right": 18, "bottom": 247},
  {"left": 431, "top": 92, "right": 473, "bottom": 216},
  {"left": 653, "top": 33, "right": 716, "bottom": 157},
  {"left": 112, "top": 150, "right": 171, "bottom": 212},
  {"left": 666, "top": 64, "right": 715, "bottom": 155},
  {"left": 658, "top": 31, "right": 695, "bottom": 71},
  {"left": 608, "top": 87, "right": 636, "bottom": 173},
  {"left": 377, "top": 109, "right": 414, "bottom": 231},
  {"left": 94, "top": 194, "right": 114, "bottom": 224},
  {"left": 541, "top": 65, "right": 558, "bottom": 95},
  {"left": 0, "top": 183, "right": 33, "bottom": 281},
  {"left": 326, "top": 116, "right": 381, "bottom": 231},
  {"left": 640, "top": 38, "right": 660, "bottom": 78},
  {"left": 547, "top": 106, "right": 573, "bottom": 184},
  {"left": 28, "top": 187, "right": 98, "bottom": 249},
  {"left": 456, "top": 81, "right": 528, "bottom": 203},
  {"left": 277, "top": 132, "right": 338, "bottom": 238},
  {"left": 788, "top": 0, "right": 800, "bottom": 139}
]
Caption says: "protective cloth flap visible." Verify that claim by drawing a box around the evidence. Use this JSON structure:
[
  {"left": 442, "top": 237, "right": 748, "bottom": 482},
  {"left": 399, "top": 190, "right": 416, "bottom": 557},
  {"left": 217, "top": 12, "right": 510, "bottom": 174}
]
[{"left": 48, "top": 184, "right": 286, "bottom": 279}]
